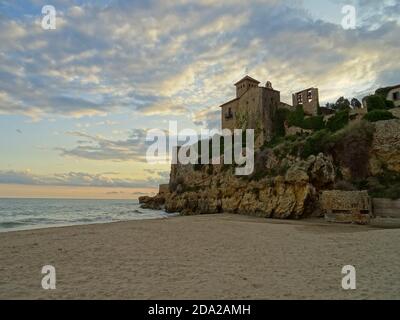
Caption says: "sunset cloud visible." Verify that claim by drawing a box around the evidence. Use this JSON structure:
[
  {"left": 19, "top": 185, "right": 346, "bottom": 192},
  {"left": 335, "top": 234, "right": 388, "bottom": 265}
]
[
  {"left": 0, "top": 0, "right": 398, "bottom": 120},
  {"left": 0, "top": 0, "right": 398, "bottom": 195},
  {"left": 0, "top": 170, "right": 164, "bottom": 189}
]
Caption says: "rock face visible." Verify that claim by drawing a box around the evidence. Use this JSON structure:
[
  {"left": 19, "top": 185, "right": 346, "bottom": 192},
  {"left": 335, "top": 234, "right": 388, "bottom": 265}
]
[
  {"left": 389, "top": 107, "right": 400, "bottom": 119},
  {"left": 369, "top": 119, "right": 400, "bottom": 175},
  {"left": 140, "top": 119, "right": 400, "bottom": 219},
  {"left": 141, "top": 153, "right": 336, "bottom": 219}
]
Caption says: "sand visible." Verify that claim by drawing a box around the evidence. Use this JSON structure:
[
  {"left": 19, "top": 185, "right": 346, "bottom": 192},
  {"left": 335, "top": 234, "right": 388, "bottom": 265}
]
[{"left": 0, "top": 214, "right": 399, "bottom": 300}]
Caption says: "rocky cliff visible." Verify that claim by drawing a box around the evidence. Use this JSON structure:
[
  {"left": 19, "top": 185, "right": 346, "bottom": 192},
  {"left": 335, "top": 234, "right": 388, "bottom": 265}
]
[
  {"left": 369, "top": 119, "right": 400, "bottom": 175},
  {"left": 140, "top": 118, "right": 400, "bottom": 218},
  {"left": 141, "top": 153, "right": 335, "bottom": 219}
]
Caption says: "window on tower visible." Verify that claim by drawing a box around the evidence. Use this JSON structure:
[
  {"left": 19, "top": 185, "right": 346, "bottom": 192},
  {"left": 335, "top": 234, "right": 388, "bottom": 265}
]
[{"left": 297, "top": 93, "right": 303, "bottom": 104}]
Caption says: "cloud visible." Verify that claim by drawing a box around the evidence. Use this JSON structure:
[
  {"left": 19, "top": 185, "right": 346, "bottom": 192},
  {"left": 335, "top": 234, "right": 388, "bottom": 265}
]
[
  {"left": 0, "top": 0, "right": 398, "bottom": 122},
  {"left": 0, "top": 170, "right": 162, "bottom": 188},
  {"left": 192, "top": 106, "right": 221, "bottom": 130},
  {"left": 57, "top": 129, "right": 150, "bottom": 162}
]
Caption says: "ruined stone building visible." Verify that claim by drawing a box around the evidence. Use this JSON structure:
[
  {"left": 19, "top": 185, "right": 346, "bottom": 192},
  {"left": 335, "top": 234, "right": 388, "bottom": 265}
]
[
  {"left": 292, "top": 88, "right": 319, "bottom": 116},
  {"left": 220, "top": 76, "right": 280, "bottom": 147},
  {"left": 321, "top": 190, "right": 372, "bottom": 225},
  {"left": 219, "top": 76, "right": 325, "bottom": 146},
  {"left": 386, "top": 85, "right": 400, "bottom": 107}
]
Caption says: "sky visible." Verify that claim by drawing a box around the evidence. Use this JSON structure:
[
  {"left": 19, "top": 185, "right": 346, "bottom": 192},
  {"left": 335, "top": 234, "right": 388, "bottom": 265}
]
[{"left": 0, "top": 0, "right": 399, "bottom": 199}]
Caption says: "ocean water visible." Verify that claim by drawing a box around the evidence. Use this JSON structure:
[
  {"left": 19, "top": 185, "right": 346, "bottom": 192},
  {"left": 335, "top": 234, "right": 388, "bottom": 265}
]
[{"left": 0, "top": 198, "right": 173, "bottom": 232}]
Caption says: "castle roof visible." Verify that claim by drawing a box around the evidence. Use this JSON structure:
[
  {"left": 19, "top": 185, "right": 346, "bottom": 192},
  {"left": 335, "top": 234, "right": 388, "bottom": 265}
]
[
  {"left": 234, "top": 75, "right": 260, "bottom": 86},
  {"left": 219, "top": 97, "right": 239, "bottom": 108},
  {"left": 388, "top": 84, "right": 400, "bottom": 90}
]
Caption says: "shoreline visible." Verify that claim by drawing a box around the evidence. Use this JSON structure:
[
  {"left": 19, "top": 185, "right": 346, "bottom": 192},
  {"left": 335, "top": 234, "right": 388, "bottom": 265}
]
[
  {"left": 0, "top": 211, "right": 376, "bottom": 235},
  {"left": 1, "top": 214, "right": 399, "bottom": 299},
  {"left": 0, "top": 213, "right": 178, "bottom": 234}
]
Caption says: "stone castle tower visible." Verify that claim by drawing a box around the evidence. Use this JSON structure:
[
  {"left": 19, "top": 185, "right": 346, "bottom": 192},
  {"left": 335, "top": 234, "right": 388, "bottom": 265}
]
[{"left": 220, "top": 76, "right": 280, "bottom": 147}]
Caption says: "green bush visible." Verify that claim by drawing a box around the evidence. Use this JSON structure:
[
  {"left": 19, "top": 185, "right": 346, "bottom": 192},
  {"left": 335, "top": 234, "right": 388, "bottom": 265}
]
[
  {"left": 375, "top": 87, "right": 393, "bottom": 99},
  {"left": 364, "top": 94, "right": 386, "bottom": 112},
  {"left": 365, "top": 170, "right": 400, "bottom": 200},
  {"left": 385, "top": 100, "right": 395, "bottom": 109},
  {"left": 302, "top": 115, "right": 325, "bottom": 131},
  {"left": 300, "top": 129, "right": 331, "bottom": 159},
  {"left": 326, "top": 110, "right": 349, "bottom": 132},
  {"left": 363, "top": 110, "right": 396, "bottom": 122},
  {"left": 287, "top": 105, "right": 305, "bottom": 127},
  {"left": 273, "top": 108, "right": 290, "bottom": 138},
  {"left": 286, "top": 105, "right": 325, "bottom": 131}
]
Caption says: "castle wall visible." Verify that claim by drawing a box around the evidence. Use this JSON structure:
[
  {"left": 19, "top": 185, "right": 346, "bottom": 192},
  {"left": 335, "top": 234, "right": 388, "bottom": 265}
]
[
  {"left": 261, "top": 88, "right": 280, "bottom": 143},
  {"left": 221, "top": 86, "right": 280, "bottom": 147},
  {"left": 221, "top": 99, "right": 239, "bottom": 131},
  {"left": 235, "top": 79, "right": 260, "bottom": 98},
  {"left": 292, "top": 88, "right": 319, "bottom": 116},
  {"left": 220, "top": 77, "right": 280, "bottom": 148},
  {"left": 237, "top": 87, "right": 264, "bottom": 147}
]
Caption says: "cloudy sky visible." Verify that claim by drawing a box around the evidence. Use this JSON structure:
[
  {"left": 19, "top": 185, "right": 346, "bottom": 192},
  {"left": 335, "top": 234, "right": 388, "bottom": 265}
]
[{"left": 0, "top": 0, "right": 399, "bottom": 198}]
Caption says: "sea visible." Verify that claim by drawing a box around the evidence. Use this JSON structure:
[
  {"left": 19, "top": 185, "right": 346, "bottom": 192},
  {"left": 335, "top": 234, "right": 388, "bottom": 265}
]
[{"left": 0, "top": 198, "right": 174, "bottom": 233}]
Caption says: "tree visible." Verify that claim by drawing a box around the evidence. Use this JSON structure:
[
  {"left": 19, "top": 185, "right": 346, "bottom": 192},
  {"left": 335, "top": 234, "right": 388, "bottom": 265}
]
[
  {"left": 334, "top": 97, "right": 351, "bottom": 111},
  {"left": 350, "top": 98, "right": 362, "bottom": 109},
  {"left": 325, "top": 102, "right": 335, "bottom": 109}
]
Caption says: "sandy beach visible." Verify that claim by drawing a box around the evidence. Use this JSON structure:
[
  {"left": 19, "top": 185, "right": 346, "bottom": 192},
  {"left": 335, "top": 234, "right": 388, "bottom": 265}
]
[{"left": 0, "top": 214, "right": 399, "bottom": 300}]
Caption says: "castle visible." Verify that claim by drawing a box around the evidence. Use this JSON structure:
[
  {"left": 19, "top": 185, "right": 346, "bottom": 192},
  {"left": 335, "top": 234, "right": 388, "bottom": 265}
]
[{"left": 219, "top": 75, "right": 319, "bottom": 147}]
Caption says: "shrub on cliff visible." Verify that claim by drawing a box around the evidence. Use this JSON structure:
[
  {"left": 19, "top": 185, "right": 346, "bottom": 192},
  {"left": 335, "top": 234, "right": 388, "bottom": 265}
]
[
  {"left": 363, "top": 110, "right": 397, "bottom": 122},
  {"left": 364, "top": 170, "right": 400, "bottom": 200},
  {"left": 274, "top": 108, "right": 290, "bottom": 138},
  {"left": 301, "top": 115, "right": 325, "bottom": 131},
  {"left": 330, "top": 121, "right": 375, "bottom": 179},
  {"left": 364, "top": 94, "right": 386, "bottom": 112},
  {"left": 287, "top": 105, "right": 326, "bottom": 131},
  {"left": 326, "top": 110, "right": 349, "bottom": 132},
  {"left": 300, "top": 129, "right": 331, "bottom": 159},
  {"left": 287, "top": 105, "right": 305, "bottom": 127}
]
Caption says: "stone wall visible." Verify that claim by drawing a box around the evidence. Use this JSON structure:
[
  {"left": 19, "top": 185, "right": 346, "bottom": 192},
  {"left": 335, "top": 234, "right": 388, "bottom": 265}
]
[
  {"left": 292, "top": 88, "right": 319, "bottom": 116},
  {"left": 221, "top": 99, "right": 239, "bottom": 131},
  {"left": 320, "top": 190, "right": 372, "bottom": 224},
  {"left": 389, "top": 107, "right": 400, "bottom": 118},
  {"left": 220, "top": 77, "right": 280, "bottom": 148},
  {"left": 235, "top": 87, "right": 279, "bottom": 147},
  {"left": 372, "top": 198, "right": 400, "bottom": 218}
]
